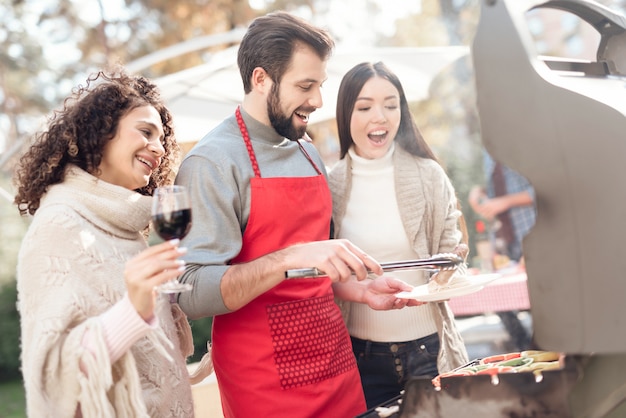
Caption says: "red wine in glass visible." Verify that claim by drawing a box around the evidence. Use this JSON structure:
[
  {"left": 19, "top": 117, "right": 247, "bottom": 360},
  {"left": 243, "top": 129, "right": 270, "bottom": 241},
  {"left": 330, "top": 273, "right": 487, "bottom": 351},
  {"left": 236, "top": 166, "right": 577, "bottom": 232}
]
[
  {"left": 153, "top": 209, "right": 192, "bottom": 241},
  {"left": 152, "top": 186, "right": 193, "bottom": 293}
]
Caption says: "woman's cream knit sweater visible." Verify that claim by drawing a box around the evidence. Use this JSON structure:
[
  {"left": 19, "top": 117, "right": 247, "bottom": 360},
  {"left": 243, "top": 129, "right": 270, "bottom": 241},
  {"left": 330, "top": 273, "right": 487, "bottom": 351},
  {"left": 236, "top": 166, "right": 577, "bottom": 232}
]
[
  {"left": 17, "top": 166, "right": 194, "bottom": 417},
  {"left": 328, "top": 145, "right": 469, "bottom": 374}
]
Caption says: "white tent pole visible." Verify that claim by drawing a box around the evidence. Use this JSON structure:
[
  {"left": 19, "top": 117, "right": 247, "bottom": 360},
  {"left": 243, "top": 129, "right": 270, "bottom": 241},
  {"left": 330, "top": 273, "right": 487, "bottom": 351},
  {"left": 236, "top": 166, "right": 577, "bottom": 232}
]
[
  {"left": 126, "top": 28, "right": 247, "bottom": 73},
  {"left": 0, "top": 186, "right": 13, "bottom": 203}
]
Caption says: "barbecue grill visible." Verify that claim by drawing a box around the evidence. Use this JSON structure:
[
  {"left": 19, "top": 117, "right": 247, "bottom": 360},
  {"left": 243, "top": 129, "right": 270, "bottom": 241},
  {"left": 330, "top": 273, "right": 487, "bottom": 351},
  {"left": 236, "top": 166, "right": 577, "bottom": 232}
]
[{"left": 359, "top": 0, "right": 626, "bottom": 416}]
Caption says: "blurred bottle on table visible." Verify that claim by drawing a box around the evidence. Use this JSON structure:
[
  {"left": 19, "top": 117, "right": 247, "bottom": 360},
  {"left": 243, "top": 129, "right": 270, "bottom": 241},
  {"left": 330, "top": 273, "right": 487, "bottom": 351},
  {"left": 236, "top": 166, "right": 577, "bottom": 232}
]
[{"left": 474, "top": 220, "right": 494, "bottom": 273}]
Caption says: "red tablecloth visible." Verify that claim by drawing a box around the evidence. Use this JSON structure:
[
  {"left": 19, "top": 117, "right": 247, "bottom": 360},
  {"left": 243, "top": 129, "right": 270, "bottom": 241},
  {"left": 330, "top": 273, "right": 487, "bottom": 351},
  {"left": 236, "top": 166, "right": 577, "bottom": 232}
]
[{"left": 448, "top": 272, "right": 530, "bottom": 317}]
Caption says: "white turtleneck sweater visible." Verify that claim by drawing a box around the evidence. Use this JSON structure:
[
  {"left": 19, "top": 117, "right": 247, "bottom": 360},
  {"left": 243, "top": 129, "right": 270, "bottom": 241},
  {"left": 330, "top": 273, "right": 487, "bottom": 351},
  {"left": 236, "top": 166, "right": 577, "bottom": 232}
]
[{"left": 338, "top": 144, "right": 438, "bottom": 342}]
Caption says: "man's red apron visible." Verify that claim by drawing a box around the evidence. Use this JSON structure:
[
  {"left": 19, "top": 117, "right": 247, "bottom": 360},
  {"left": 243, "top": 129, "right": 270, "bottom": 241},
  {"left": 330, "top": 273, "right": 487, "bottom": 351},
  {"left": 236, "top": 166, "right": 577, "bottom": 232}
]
[{"left": 211, "top": 108, "right": 366, "bottom": 418}]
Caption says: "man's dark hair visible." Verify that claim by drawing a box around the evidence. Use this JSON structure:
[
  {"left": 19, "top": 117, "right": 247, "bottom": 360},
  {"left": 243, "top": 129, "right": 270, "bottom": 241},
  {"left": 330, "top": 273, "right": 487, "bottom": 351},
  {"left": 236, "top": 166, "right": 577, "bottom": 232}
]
[{"left": 237, "top": 11, "right": 334, "bottom": 93}]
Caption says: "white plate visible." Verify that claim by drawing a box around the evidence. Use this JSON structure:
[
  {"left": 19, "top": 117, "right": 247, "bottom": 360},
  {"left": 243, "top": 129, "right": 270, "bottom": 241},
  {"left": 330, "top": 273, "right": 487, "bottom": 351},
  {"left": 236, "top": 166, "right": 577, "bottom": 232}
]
[{"left": 395, "top": 273, "right": 502, "bottom": 302}]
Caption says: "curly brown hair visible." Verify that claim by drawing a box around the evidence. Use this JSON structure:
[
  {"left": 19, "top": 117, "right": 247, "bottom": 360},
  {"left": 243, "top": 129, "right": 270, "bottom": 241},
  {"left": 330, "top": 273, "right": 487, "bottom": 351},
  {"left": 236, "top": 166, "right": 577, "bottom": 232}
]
[{"left": 13, "top": 69, "right": 179, "bottom": 216}]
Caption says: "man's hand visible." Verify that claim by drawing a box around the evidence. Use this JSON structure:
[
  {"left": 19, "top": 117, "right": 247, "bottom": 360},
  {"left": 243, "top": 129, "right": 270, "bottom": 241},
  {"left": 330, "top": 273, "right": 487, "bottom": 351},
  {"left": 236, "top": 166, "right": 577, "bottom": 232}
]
[
  {"left": 284, "top": 239, "right": 383, "bottom": 283},
  {"left": 222, "top": 239, "right": 383, "bottom": 311}
]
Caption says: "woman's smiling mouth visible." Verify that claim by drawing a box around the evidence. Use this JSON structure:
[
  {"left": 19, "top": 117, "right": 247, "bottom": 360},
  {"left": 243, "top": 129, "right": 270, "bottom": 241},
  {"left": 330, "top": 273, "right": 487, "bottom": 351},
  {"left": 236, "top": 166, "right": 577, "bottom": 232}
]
[
  {"left": 136, "top": 155, "right": 157, "bottom": 171},
  {"left": 368, "top": 130, "right": 388, "bottom": 144}
]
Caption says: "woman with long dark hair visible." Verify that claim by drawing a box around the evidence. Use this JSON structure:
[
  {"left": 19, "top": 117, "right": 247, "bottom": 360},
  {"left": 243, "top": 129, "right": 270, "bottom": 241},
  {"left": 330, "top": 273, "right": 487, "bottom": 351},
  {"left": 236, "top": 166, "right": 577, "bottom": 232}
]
[{"left": 329, "top": 61, "right": 469, "bottom": 408}]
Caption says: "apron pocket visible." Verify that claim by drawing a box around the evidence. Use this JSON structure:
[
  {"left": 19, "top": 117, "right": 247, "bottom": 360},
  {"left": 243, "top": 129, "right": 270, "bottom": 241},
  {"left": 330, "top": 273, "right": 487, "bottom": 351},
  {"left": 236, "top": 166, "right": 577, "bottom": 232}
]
[{"left": 266, "top": 294, "right": 356, "bottom": 389}]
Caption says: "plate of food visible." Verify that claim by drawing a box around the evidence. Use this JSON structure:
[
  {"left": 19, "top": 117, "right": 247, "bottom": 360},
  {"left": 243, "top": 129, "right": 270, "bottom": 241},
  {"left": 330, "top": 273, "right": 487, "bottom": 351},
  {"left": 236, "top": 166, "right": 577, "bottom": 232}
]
[{"left": 395, "top": 273, "right": 502, "bottom": 302}]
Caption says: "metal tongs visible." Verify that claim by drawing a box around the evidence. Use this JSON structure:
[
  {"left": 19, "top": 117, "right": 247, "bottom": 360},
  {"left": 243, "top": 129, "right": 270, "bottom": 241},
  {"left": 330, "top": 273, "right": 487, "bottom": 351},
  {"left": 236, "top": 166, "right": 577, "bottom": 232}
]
[{"left": 285, "top": 253, "right": 464, "bottom": 279}]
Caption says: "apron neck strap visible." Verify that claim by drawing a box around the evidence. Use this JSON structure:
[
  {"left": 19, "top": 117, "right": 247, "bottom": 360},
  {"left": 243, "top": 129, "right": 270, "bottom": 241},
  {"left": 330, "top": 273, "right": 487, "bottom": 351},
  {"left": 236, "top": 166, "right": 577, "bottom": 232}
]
[
  {"left": 236, "top": 106, "right": 261, "bottom": 178},
  {"left": 235, "top": 106, "right": 323, "bottom": 177}
]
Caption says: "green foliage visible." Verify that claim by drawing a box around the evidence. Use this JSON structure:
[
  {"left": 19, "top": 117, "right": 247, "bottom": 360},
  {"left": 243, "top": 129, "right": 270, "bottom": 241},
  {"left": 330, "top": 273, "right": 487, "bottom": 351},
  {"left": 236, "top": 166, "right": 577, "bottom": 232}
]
[
  {"left": 0, "top": 379, "right": 26, "bottom": 418},
  {"left": 188, "top": 316, "right": 213, "bottom": 363},
  {"left": 0, "top": 281, "right": 21, "bottom": 381}
]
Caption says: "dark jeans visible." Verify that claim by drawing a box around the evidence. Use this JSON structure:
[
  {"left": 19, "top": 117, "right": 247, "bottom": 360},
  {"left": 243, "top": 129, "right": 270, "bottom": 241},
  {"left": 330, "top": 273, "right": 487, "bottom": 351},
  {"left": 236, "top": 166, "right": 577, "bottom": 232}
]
[
  {"left": 351, "top": 333, "right": 440, "bottom": 410},
  {"left": 497, "top": 310, "right": 532, "bottom": 351}
]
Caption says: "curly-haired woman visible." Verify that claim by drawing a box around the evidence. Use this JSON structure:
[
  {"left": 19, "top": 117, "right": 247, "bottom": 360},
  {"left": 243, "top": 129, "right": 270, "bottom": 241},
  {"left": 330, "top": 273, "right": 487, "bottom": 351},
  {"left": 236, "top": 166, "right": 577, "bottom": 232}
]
[{"left": 14, "top": 69, "right": 194, "bottom": 417}]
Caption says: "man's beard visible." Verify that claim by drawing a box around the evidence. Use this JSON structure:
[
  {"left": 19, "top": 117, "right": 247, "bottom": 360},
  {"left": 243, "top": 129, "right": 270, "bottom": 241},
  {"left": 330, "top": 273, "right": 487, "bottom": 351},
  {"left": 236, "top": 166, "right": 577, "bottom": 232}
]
[{"left": 267, "top": 83, "right": 306, "bottom": 141}]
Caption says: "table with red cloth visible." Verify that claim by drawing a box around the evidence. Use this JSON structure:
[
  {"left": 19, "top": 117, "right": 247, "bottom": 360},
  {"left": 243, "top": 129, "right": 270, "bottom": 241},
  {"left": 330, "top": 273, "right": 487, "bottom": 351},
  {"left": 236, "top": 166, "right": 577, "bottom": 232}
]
[{"left": 448, "top": 270, "right": 530, "bottom": 317}]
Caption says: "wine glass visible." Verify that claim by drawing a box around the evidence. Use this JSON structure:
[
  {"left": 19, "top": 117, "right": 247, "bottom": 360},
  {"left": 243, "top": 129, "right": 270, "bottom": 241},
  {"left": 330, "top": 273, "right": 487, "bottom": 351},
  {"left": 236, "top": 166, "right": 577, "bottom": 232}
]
[{"left": 152, "top": 185, "right": 193, "bottom": 293}]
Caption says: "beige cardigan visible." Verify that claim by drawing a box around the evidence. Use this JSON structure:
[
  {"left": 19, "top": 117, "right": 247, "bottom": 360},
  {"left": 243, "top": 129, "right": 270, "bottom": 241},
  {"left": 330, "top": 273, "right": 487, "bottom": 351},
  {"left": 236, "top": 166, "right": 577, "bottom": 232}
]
[
  {"left": 17, "top": 166, "right": 194, "bottom": 417},
  {"left": 328, "top": 146, "right": 469, "bottom": 373}
]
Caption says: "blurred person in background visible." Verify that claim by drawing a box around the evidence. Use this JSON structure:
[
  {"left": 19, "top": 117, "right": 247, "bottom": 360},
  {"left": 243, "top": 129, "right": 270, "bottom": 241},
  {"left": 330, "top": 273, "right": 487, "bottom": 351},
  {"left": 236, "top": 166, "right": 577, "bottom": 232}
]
[
  {"left": 13, "top": 69, "right": 194, "bottom": 417},
  {"left": 328, "top": 61, "right": 469, "bottom": 409},
  {"left": 468, "top": 151, "right": 536, "bottom": 351}
]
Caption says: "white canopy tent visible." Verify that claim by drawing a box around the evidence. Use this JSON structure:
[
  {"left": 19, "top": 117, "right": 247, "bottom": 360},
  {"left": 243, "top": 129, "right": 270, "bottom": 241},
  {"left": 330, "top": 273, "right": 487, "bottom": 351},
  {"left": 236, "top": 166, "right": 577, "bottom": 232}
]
[
  {"left": 153, "top": 44, "right": 470, "bottom": 143},
  {"left": 0, "top": 35, "right": 469, "bottom": 202}
]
